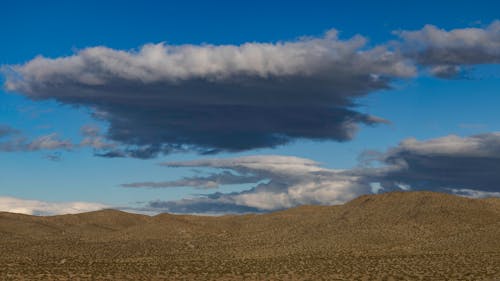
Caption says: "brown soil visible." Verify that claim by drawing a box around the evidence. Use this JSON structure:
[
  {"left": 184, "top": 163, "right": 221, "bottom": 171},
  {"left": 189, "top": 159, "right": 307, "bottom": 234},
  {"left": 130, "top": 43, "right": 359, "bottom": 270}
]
[{"left": 1, "top": 191, "right": 500, "bottom": 280}]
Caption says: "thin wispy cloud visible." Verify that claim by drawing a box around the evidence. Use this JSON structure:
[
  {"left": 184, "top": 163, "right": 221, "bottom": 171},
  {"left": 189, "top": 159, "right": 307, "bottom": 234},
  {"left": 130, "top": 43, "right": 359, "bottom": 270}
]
[
  {"left": 122, "top": 170, "right": 262, "bottom": 189},
  {"left": 0, "top": 132, "right": 73, "bottom": 152}
]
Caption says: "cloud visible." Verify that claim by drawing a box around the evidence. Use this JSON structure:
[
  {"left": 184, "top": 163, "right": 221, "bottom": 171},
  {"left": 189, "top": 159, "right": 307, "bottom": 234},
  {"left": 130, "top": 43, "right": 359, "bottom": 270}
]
[
  {"left": 369, "top": 133, "right": 500, "bottom": 193},
  {"left": 129, "top": 133, "right": 500, "bottom": 214},
  {"left": 3, "top": 23, "right": 500, "bottom": 159},
  {"left": 0, "top": 125, "right": 18, "bottom": 138},
  {"left": 80, "top": 124, "right": 100, "bottom": 137},
  {"left": 7, "top": 132, "right": 500, "bottom": 215},
  {"left": 3, "top": 30, "right": 414, "bottom": 157},
  {"left": 28, "top": 133, "right": 73, "bottom": 150},
  {"left": 0, "top": 196, "right": 108, "bottom": 216},
  {"left": 397, "top": 20, "right": 500, "bottom": 77},
  {"left": 459, "top": 123, "right": 488, "bottom": 130},
  {"left": 79, "top": 124, "right": 117, "bottom": 150},
  {"left": 0, "top": 124, "right": 118, "bottom": 157},
  {"left": 125, "top": 155, "right": 371, "bottom": 214},
  {"left": 44, "top": 152, "right": 63, "bottom": 161},
  {"left": 122, "top": 170, "right": 261, "bottom": 189},
  {"left": 0, "top": 133, "right": 73, "bottom": 152},
  {"left": 0, "top": 124, "right": 74, "bottom": 154},
  {"left": 448, "top": 188, "right": 500, "bottom": 199}
]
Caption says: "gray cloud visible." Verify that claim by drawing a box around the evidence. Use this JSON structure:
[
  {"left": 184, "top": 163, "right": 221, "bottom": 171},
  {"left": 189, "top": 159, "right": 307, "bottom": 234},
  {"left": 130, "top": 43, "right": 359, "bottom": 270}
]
[
  {"left": 80, "top": 124, "right": 100, "bottom": 137},
  {"left": 129, "top": 155, "right": 371, "bottom": 214},
  {"left": 44, "top": 152, "right": 63, "bottom": 161},
  {"left": 397, "top": 20, "right": 500, "bottom": 77},
  {"left": 79, "top": 124, "right": 117, "bottom": 151},
  {"left": 3, "top": 30, "right": 414, "bottom": 157},
  {"left": 133, "top": 133, "right": 500, "bottom": 214},
  {"left": 370, "top": 133, "right": 500, "bottom": 193},
  {"left": 3, "top": 23, "right": 500, "bottom": 158},
  {"left": 0, "top": 124, "right": 118, "bottom": 157},
  {"left": 0, "top": 133, "right": 73, "bottom": 152},
  {"left": 27, "top": 133, "right": 73, "bottom": 150},
  {"left": 122, "top": 170, "right": 261, "bottom": 189},
  {"left": 145, "top": 197, "right": 264, "bottom": 214},
  {"left": 0, "top": 125, "right": 18, "bottom": 138}
]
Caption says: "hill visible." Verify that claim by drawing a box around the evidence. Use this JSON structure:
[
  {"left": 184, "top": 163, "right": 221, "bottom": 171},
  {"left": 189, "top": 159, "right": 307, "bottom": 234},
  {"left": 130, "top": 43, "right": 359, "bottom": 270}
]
[{"left": 1, "top": 191, "right": 499, "bottom": 280}]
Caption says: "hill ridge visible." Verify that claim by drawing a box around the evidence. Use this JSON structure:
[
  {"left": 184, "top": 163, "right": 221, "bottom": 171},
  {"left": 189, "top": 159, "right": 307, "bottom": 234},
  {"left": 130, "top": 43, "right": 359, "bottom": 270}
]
[{"left": 2, "top": 191, "right": 500, "bottom": 280}]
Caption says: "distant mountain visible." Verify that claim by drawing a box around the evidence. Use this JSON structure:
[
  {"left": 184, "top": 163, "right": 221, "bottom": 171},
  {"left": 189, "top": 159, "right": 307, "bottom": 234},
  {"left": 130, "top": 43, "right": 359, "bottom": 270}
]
[{"left": 1, "top": 191, "right": 499, "bottom": 280}]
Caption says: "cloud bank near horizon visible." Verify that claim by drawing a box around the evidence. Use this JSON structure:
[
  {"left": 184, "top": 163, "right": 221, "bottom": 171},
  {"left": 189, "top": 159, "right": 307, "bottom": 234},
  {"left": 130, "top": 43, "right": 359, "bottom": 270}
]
[
  {"left": 3, "top": 133, "right": 500, "bottom": 215},
  {"left": 0, "top": 196, "right": 108, "bottom": 216},
  {"left": 369, "top": 133, "right": 500, "bottom": 193},
  {"left": 124, "top": 133, "right": 500, "bottom": 214},
  {"left": 127, "top": 155, "right": 371, "bottom": 214}
]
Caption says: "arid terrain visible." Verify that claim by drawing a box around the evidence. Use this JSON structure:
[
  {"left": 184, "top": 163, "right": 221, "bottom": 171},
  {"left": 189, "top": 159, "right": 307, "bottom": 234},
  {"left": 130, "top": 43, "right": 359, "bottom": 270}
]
[{"left": 1, "top": 191, "right": 500, "bottom": 280}]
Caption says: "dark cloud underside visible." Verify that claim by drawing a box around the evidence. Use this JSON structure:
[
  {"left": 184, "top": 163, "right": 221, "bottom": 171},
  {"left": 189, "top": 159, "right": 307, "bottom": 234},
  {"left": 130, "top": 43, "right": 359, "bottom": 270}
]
[
  {"left": 3, "top": 22, "right": 500, "bottom": 158},
  {"left": 3, "top": 31, "right": 413, "bottom": 157},
  {"left": 375, "top": 133, "right": 500, "bottom": 193}
]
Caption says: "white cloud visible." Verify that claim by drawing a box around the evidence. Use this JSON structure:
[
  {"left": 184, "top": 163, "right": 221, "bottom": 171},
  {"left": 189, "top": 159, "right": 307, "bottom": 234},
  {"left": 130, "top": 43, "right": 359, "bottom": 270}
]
[
  {"left": 449, "top": 188, "right": 500, "bottom": 199},
  {"left": 132, "top": 133, "right": 500, "bottom": 214},
  {"left": 166, "top": 155, "right": 329, "bottom": 175},
  {"left": 0, "top": 196, "right": 108, "bottom": 216},
  {"left": 130, "top": 155, "right": 371, "bottom": 213},
  {"left": 28, "top": 133, "right": 73, "bottom": 150},
  {"left": 5, "top": 30, "right": 414, "bottom": 88},
  {"left": 389, "top": 133, "right": 500, "bottom": 158}
]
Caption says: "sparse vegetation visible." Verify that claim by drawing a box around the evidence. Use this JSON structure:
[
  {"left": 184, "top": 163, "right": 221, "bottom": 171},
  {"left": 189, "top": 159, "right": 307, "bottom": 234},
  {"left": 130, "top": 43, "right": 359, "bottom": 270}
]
[{"left": 1, "top": 191, "right": 500, "bottom": 280}]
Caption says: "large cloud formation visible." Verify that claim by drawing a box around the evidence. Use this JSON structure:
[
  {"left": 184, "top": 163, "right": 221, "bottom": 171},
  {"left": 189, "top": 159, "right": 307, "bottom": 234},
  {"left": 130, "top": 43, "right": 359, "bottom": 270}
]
[
  {"left": 0, "top": 130, "right": 73, "bottom": 152},
  {"left": 125, "top": 133, "right": 500, "bottom": 214},
  {"left": 397, "top": 20, "right": 500, "bottom": 77},
  {"left": 3, "top": 22, "right": 500, "bottom": 157},
  {"left": 3, "top": 30, "right": 414, "bottom": 157}
]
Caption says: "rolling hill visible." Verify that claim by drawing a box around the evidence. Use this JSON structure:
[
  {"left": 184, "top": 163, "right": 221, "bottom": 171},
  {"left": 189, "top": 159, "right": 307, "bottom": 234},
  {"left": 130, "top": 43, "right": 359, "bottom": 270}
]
[{"left": 1, "top": 191, "right": 500, "bottom": 280}]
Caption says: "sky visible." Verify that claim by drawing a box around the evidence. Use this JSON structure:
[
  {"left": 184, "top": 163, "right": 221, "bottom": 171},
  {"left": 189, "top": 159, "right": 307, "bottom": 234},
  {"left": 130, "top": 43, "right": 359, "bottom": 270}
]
[{"left": 1, "top": 0, "right": 500, "bottom": 215}]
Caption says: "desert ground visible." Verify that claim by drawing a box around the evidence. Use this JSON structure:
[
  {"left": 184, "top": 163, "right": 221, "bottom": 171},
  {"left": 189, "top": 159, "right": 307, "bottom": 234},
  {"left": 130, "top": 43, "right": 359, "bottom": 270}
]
[{"left": 1, "top": 191, "right": 500, "bottom": 280}]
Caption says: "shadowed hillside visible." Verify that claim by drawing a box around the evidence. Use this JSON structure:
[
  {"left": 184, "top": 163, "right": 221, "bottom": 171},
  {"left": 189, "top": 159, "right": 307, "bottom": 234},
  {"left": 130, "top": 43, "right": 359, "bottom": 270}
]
[{"left": 1, "top": 191, "right": 500, "bottom": 280}]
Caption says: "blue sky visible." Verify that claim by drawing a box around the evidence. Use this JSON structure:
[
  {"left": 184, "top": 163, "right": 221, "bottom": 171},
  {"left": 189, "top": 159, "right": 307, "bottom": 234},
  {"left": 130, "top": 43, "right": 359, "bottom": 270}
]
[{"left": 1, "top": 0, "right": 500, "bottom": 215}]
